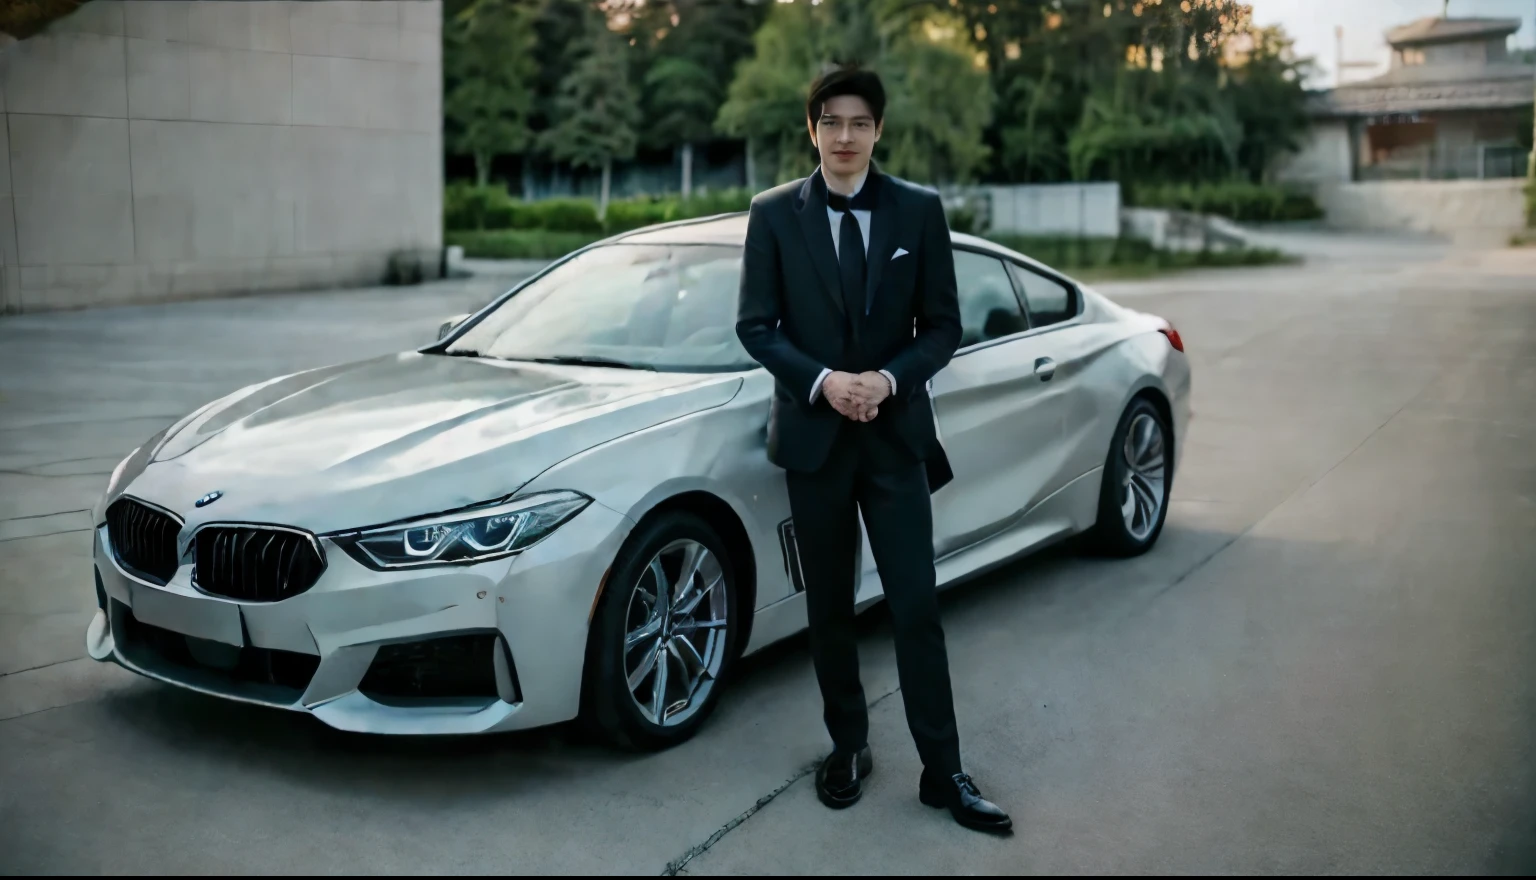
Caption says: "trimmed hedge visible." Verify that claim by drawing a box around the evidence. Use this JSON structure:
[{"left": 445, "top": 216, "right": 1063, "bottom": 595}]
[
  {"left": 986, "top": 234, "right": 1292, "bottom": 272},
  {"left": 444, "top": 183, "right": 749, "bottom": 236},
  {"left": 445, "top": 229, "right": 603, "bottom": 260},
  {"left": 1127, "top": 181, "right": 1323, "bottom": 223},
  {"left": 603, "top": 188, "right": 753, "bottom": 233},
  {"left": 444, "top": 183, "right": 604, "bottom": 234}
]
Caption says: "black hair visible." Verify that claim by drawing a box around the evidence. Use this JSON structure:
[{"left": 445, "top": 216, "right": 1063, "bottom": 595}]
[{"left": 805, "top": 63, "right": 887, "bottom": 127}]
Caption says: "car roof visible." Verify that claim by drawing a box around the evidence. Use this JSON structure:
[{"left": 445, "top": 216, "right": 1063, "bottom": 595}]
[{"left": 608, "top": 212, "right": 1065, "bottom": 279}]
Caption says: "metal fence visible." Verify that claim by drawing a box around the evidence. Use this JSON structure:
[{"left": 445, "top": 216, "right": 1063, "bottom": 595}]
[
  {"left": 968, "top": 182, "right": 1123, "bottom": 238},
  {"left": 1359, "top": 145, "right": 1532, "bottom": 182}
]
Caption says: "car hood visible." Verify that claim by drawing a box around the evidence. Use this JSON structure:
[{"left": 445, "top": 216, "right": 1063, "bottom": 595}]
[{"left": 124, "top": 352, "right": 743, "bottom": 534}]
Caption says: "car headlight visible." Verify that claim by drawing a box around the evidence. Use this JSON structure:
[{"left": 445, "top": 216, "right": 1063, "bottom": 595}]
[{"left": 330, "top": 491, "right": 590, "bottom": 570}]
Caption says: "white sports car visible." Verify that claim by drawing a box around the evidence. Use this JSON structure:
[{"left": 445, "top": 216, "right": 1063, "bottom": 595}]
[{"left": 85, "top": 213, "right": 1190, "bottom": 749}]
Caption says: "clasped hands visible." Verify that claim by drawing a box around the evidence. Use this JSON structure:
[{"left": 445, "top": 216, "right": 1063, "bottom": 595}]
[{"left": 822, "top": 371, "right": 891, "bottom": 422}]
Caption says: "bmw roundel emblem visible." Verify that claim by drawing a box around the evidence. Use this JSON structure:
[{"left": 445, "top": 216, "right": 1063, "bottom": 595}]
[{"left": 195, "top": 490, "right": 224, "bottom": 508}]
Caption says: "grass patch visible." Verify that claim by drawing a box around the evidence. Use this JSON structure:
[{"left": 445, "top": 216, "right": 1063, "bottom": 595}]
[
  {"left": 1126, "top": 181, "right": 1323, "bottom": 223},
  {"left": 446, "top": 229, "right": 603, "bottom": 260},
  {"left": 985, "top": 233, "right": 1293, "bottom": 278}
]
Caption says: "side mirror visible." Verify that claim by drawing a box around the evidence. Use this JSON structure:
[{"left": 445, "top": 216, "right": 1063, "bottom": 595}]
[{"left": 437, "top": 313, "right": 471, "bottom": 342}]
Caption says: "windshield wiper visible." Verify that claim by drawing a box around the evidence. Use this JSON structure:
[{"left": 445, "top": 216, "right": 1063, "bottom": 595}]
[{"left": 524, "top": 355, "right": 655, "bottom": 371}]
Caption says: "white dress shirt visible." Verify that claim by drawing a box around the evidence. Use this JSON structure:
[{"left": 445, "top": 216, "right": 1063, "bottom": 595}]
[{"left": 809, "top": 168, "right": 898, "bottom": 404}]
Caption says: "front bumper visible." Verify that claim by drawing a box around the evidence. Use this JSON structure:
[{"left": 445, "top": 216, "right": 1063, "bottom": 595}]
[{"left": 86, "top": 500, "right": 632, "bottom": 734}]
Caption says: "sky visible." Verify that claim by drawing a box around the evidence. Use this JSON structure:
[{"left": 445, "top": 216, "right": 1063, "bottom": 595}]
[{"left": 1248, "top": 0, "right": 1536, "bottom": 86}]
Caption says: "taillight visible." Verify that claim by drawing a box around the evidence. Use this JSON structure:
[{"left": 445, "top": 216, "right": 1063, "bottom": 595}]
[{"left": 1158, "top": 325, "right": 1184, "bottom": 352}]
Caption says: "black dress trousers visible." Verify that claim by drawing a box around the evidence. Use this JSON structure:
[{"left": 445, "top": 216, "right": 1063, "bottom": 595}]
[{"left": 786, "top": 416, "right": 963, "bottom": 777}]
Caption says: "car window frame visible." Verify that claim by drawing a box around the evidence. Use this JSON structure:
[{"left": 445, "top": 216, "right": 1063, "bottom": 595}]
[
  {"left": 950, "top": 244, "right": 1084, "bottom": 357},
  {"left": 950, "top": 245, "right": 1034, "bottom": 355},
  {"left": 426, "top": 239, "right": 758, "bottom": 372},
  {"left": 424, "top": 241, "right": 602, "bottom": 354},
  {"left": 1005, "top": 258, "right": 1081, "bottom": 333},
  {"left": 427, "top": 230, "right": 1088, "bottom": 364},
  {"left": 427, "top": 216, "right": 746, "bottom": 355}
]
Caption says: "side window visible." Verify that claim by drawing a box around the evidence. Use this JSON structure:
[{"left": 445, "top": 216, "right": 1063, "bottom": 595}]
[
  {"left": 1009, "top": 263, "right": 1076, "bottom": 328},
  {"left": 953, "top": 250, "right": 1028, "bottom": 349}
]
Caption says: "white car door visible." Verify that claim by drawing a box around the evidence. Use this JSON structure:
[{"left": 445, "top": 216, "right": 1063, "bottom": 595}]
[
  {"left": 926, "top": 249, "right": 1076, "bottom": 559},
  {"left": 855, "top": 249, "right": 1089, "bottom": 601}
]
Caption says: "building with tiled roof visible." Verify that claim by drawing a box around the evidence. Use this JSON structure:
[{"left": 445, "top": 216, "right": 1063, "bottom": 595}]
[{"left": 1280, "top": 16, "right": 1533, "bottom": 184}]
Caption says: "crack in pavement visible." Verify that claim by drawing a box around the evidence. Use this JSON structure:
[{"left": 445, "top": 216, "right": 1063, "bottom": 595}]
[
  {"left": 659, "top": 685, "right": 905, "bottom": 876},
  {"left": 0, "top": 528, "right": 91, "bottom": 544},
  {"left": 0, "top": 455, "right": 115, "bottom": 469},
  {"left": 0, "top": 657, "right": 81, "bottom": 679},
  {"left": 0, "top": 469, "right": 111, "bottom": 478},
  {"left": 2, "top": 509, "right": 90, "bottom": 522}
]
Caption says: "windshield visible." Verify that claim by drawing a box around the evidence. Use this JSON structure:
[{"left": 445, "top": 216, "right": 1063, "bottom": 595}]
[{"left": 445, "top": 243, "right": 756, "bottom": 373}]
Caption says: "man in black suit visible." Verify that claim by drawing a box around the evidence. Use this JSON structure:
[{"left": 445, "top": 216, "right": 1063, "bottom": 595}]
[{"left": 735, "top": 64, "right": 1011, "bottom": 834}]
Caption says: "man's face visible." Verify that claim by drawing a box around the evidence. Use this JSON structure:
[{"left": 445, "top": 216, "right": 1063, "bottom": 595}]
[{"left": 809, "top": 94, "right": 882, "bottom": 178}]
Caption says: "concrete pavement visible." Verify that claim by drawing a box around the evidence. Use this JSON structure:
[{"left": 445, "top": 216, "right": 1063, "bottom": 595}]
[{"left": 2, "top": 238, "right": 1534, "bottom": 874}]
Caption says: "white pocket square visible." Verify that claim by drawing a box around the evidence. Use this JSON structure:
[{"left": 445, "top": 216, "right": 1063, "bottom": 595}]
[{"left": 892, "top": 248, "right": 910, "bottom": 260}]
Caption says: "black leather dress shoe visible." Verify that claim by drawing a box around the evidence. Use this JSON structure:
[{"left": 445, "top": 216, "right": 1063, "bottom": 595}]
[
  {"left": 815, "top": 746, "right": 873, "bottom": 809},
  {"left": 919, "top": 770, "right": 1013, "bottom": 833}
]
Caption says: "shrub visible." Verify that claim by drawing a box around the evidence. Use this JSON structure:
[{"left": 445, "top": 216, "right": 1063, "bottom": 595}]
[
  {"left": 946, "top": 204, "right": 980, "bottom": 235},
  {"left": 444, "top": 229, "right": 603, "bottom": 260},
  {"left": 445, "top": 185, "right": 751, "bottom": 236},
  {"left": 986, "top": 233, "right": 1291, "bottom": 273},
  {"left": 1127, "top": 181, "right": 1323, "bottom": 223},
  {"left": 603, "top": 196, "right": 677, "bottom": 234},
  {"left": 444, "top": 182, "right": 517, "bottom": 232},
  {"left": 524, "top": 198, "right": 604, "bottom": 234},
  {"left": 604, "top": 189, "right": 753, "bottom": 233},
  {"left": 444, "top": 185, "right": 603, "bottom": 233},
  {"left": 673, "top": 188, "right": 753, "bottom": 219},
  {"left": 986, "top": 235, "right": 1128, "bottom": 269}
]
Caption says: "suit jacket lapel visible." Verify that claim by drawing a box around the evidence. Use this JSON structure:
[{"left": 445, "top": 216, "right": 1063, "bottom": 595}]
[
  {"left": 794, "top": 174, "right": 846, "bottom": 317},
  {"left": 863, "top": 174, "right": 897, "bottom": 316}
]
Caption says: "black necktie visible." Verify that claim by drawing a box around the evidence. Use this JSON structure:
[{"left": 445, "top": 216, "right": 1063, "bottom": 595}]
[{"left": 827, "top": 187, "right": 874, "bottom": 318}]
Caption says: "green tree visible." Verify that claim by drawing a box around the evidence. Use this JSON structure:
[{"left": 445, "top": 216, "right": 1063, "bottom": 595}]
[
  {"left": 715, "top": 0, "right": 992, "bottom": 187},
  {"left": 523, "top": 0, "right": 604, "bottom": 194},
  {"left": 443, "top": 0, "right": 538, "bottom": 187},
  {"left": 943, "top": 0, "right": 1308, "bottom": 186},
  {"left": 639, "top": 1, "right": 763, "bottom": 197},
  {"left": 541, "top": 25, "right": 642, "bottom": 219},
  {"left": 1228, "top": 26, "right": 1315, "bottom": 183},
  {"left": 715, "top": 0, "right": 825, "bottom": 184},
  {"left": 880, "top": 13, "right": 993, "bottom": 185},
  {"left": 645, "top": 55, "right": 717, "bottom": 196}
]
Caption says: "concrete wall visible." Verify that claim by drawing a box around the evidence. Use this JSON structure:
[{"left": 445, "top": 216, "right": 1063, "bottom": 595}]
[
  {"left": 1274, "top": 120, "right": 1353, "bottom": 185},
  {"left": 0, "top": 0, "right": 442, "bottom": 313},
  {"left": 1314, "top": 179, "right": 1526, "bottom": 244},
  {"left": 981, "top": 182, "right": 1121, "bottom": 238}
]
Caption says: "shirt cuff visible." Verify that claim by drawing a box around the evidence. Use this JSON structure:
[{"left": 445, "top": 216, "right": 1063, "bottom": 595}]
[
  {"left": 809, "top": 367, "right": 832, "bottom": 404},
  {"left": 878, "top": 369, "right": 897, "bottom": 397}
]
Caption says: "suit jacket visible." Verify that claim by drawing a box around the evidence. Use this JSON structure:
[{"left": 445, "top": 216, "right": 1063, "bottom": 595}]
[{"left": 735, "top": 168, "right": 963, "bottom": 492}]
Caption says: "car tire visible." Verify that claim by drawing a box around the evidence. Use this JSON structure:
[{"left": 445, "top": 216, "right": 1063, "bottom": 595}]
[
  {"left": 581, "top": 510, "right": 741, "bottom": 751},
  {"left": 1087, "top": 396, "right": 1172, "bottom": 557}
]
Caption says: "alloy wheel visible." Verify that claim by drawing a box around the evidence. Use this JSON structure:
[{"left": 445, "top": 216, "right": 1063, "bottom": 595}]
[
  {"left": 623, "top": 538, "right": 729, "bottom": 727},
  {"left": 1119, "top": 412, "right": 1167, "bottom": 542}
]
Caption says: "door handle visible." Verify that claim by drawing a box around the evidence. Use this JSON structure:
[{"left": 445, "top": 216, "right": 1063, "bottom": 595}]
[{"left": 1034, "top": 357, "right": 1056, "bottom": 381}]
